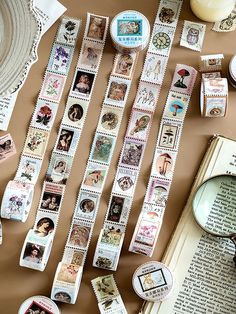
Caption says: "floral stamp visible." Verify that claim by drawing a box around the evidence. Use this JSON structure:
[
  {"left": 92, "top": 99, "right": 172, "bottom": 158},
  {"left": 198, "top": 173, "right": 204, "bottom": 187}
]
[
  {"left": 15, "top": 156, "right": 42, "bottom": 184},
  {"left": 71, "top": 70, "right": 96, "bottom": 99},
  {"left": 75, "top": 190, "right": 100, "bottom": 221},
  {"left": 90, "top": 133, "right": 115, "bottom": 164},
  {"left": 113, "top": 167, "right": 138, "bottom": 196},
  {"left": 78, "top": 40, "right": 104, "bottom": 71},
  {"left": 171, "top": 64, "right": 197, "bottom": 95},
  {"left": 40, "top": 72, "right": 66, "bottom": 102},
  {"left": 92, "top": 275, "right": 119, "bottom": 302},
  {"left": 106, "top": 194, "right": 131, "bottom": 225},
  {"left": 156, "top": 0, "right": 182, "bottom": 27},
  {"left": 93, "top": 246, "right": 118, "bottom": 270},
  {"left": 97, "top": 104, "right": 123, "bottom": 136},
  {"left": 133, "top": 217, "right": 160, "bottom": 247},
  {"left": 127, "top": 109, "right": 152, "bottom": 141},
  {"left": 151, "top": 149, "right": 177, "bottom": 180},
  {"left": 23, "top": 127, "right": 49, "bottom": 158},
  {"left": 163, "top": 92, "right": 189, "bottom": 121},
  {"left": 120, "top": 139, "right": 144, "bottom": 169},
  {"left": 104, "top": 77, "right": 131, "bottom": 107},
  {"left": 134, "top": 81, "right": 160, "bottom": 112},
  {"left": 144, "top": 177, "right": 170, "bottom": 207},
  {"left": 40, "top": 182, "right": 64, "bottom": 212},
  {"left": 112, "top": 53, "right": 137, "bottom": 78},
  {"left": 157, "top": 119, "right": 181, "bottom": 150},
  {"left": 85, "top": 14, "right": 108, "bottom": 42},
  {"left": 141, "top": 53, "right": 168, "bottom": 85},
  {"left": 149, "top": 24, "right": 175, "bottom": 56},
  {"left": 67, "top": 219, "right": 92, "bottom": 249},
  {"left": 62, "top": 97, "right": 89, "bottom": 129},
  {"left": 48, "top": 44, "right": 73, "bottom": 74},
  {"left": 82, "top": 162, "right": 108, "bottom": 192},
  {"left": 31, "top": 99, "right": 58, "bottom": 130},
  {"left": 56, "top": 18, "right": 81, "bottom": 46},
  {"left": 55, "top": 126, "right": 80, "bottom": 156},
  {"left": 46, "top": 153, "right": 73, "bottom": 185},
  {"left": 180, "top": 20, "right": 206, "bottom": 52}
]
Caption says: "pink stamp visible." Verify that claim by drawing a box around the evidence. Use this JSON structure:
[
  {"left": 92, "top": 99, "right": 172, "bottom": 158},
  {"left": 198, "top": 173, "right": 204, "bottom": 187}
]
[
  {"left": 40, "top": 72, "right": 66, "bottom": 102},
  {"left": 0, "top": 133, "right": 16, "bottom": 163},
  {"left": 171, "top": 64, "right": 198, "bottom": 95}
]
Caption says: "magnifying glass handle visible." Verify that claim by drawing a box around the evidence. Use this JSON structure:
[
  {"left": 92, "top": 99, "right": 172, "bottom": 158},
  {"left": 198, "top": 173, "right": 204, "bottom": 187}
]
[{"left": 230, "top": 236, "right": 236, "bottom": 267}]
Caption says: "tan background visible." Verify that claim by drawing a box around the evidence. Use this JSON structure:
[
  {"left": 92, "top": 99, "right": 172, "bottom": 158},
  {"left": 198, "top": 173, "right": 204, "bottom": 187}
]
[{"left": 0, "top": 0, "right": 236, "bottom": 313}]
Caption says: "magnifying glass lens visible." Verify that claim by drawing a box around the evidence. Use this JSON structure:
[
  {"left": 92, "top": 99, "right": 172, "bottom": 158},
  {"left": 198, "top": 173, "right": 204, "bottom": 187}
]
[{"left": 193, "top": 175, "right": 236, "bottom": 237}]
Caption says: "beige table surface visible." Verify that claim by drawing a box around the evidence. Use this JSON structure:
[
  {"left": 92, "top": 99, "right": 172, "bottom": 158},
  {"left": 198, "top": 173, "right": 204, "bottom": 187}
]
[{"left": 0, "top": 0, "right": 236, "bottom": 313}]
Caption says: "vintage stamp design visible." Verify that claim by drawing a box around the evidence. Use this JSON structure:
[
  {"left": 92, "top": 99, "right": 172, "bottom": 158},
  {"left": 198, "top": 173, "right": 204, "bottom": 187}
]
[
  {"left": 106, "top": 194, "right": 131, "bottom": 225},
  {"left": 180, "top": 20, "right": 206, "bottom": 52},
  {"left": 117, "top": 19, "right": 143, "bottom": 36},
  {"left": 149, "top": 24, "right": 175, "bottom": 56},
  {"left": 133, "top": 217, "right": 160, "bottom": 247},
  {"left": 22, "top": 242, "right": 45, "bottom": 265},
  {"left": 127, "top": 109, "right": 152, "bottom": 141},
  {"left": 134, "top": 81, "right": 160, "bottom": 112},
  {"left": 90, "top": 133, "right": 115, "bottom": 164},
  {"left": 82, "top": 162, "right": 108, "bottom": 192},
  {"left": 97, "top": 104, "right": 123, "bottom": 136},
  {"left": 31, "top": 99, "right": 58, "bottom": 131},
  {"left": 163, "top": 92, "right": 189, "bottom": 120},
  {"left": 71, "top": 70, "right": 96, "bottom": 99},
  {"left": 56, "top": 262, "right": 80, "bottom": 284},
  {"left": 62, "top": 97, "right": 89, "bottom": 129},
  {"left": 55, "top": 126, "right": 80, "bottom": 156},
  {"left": 48, "top": 43, "right": 73, "bottom": 74},
  {"left": 67, "top": 220, "right": 92, "bottom": 249},
  {"left": 23, "top": 127, "right": 49, "bottom": 158},
  {"left": 205, "top": 96, "right": 227, "bottom": 117},
  {"left": 78, "top": 40, "right": 104, "bottom": 71},
  {"left": 156, "top": 0, "right": 182, "bottom": 27},
  {"left": 46, "top": 153, "right": 73, "bottom": 185},
  {"left": 15, "top": 156, "right": 42, "bottom": 184},
  {"left": 213, "top": 6, "right": 236, "bottom": 32},
  {"left": 40, "top": 182, "right": 64, "bottom": 212},
  {"left": 92, "top": 275, "right": 119, "bottom": 302},
  {"left": 104, "top": 77, "right": 130, "bottom": 107},
  {"left": 56, "top": 18, "right": 81, "bottom": 46},
  {"left": 112, "top": 53, "right": 137, "bottom": 78},
  {"left": 144, "top": 177, "right": 170, "bottom": 207},
  {"left": 0, "top": 133, "right": 16, "bottom": 163},
  {"left": 203, "top": 78, "right": 228, "bottom": 95},
  {"left": 23, "top": 300, "right": 54, "bottom": 314},
  {"left": 93, "top": 246, "right": 119, "bottom": 270},
  {"left": 52, "top": 287, "right": 73, "bottom": 304},
  {"left": 171, "top": 64, "right": 197, "bottom": 95},
  {"left": 141, "top": 53, "right": 168, "bottom": 85},
  {"left": 100, "top": 224, "right": 125, "bottom": 247},
  {"left": 120, "top": 139, "right": 144, "bottom": 169},
  {"left": 152, "top": 149, "right": 177, "bottom": 179},
  {"left": 63, "top": 247, "right": 86, "bottom": 266},
  {"left": 201, "top": 72, "right": 221, "bottom": 79},
  {"left": 85, "top": 14, "right": 108, "bottom": 42},
  {"left": 158, "top": 119, "right": 181, "bottom": 150},
  {"left": 40, "top": 72, "right": 66, "bottom": 102},
  {"left": 113, "top": 167, "right": 138, "bottom": 196},
  {"left": 32, "top": 215, "right": 55, "bottom": 239},
  {"left": 75, "top": 190, "right": 100, "bottom": 221}
]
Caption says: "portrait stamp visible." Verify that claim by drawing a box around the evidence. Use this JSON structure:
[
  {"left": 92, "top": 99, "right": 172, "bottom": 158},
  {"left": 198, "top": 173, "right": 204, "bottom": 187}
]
[
  {"left": 144, "top": 177, "right": 170, "bottom": 207},
  {"left": 156, "top": 0, "right": 182, "bottom": 27},
  {"left": 82, "top": 162, "right": 108, "bottom": 193},
  {"left": 127, "top": 109, "right": 152, "bottom": 141},
  {"left": 152, "top": 149, "right": 177, "bottom": 179},
  {"left": 97, "top": 104, "right": 123, "bottom": 136},
  {"left": 31, "top": 216, "right": 55, "bottom": 242},
  {"left": 112, "top": 52, "right": 137, "bottom": 78},
  {"left": 0, "top": 133, "right": 16, "bottom": 163},
  {"left": 75, "top": 190, "right": 100, "bottom": 221},
  {"left": 134, "top": 81, "right": 160, "bottom": 112},
  {"left": 90, "top": 133, "right": 115, "bottom": 164},
  {"left": 141, "top": 53, "right": 168, "bottom": 85},
  {"left": 106, "top": 194, "right": 132, "bottom": 225},
  {"left": 62, "top": 97, "right": 89, "bottom": 129},
  {"left": 48, "top": 43, "right": 73, "bottom": 75},
  {"left": 171, "top": 64, "right": 197, "bottom": 95},
  {"left": 56, "top": 262, "right": 81, "bottom": 285},
  {"left": 149, "top": 24, "right": 175, "bottom": 56},
  {"left": 163, "top": 91, "right": 189, "bottom": 121},
  {"left": 15, "top": 156, "right": 42, "bottom": 184},
  {"left": 113, "top": 167, "right": 138, "bottom": 196},
  {"left": 40, "top": 182, "right": 64, "bottom": 212},
  {"left": 120, "top": 139, "right": 144, "bottom": 169},
  {"left": 158, "top": 119, "right": 181, "bottom": 150},
  {"left": 46, "top": 153, "right": 73, "bottom": 185},
  {"left": 78, "top": 40, "right": 104, "bottom": 71},
  {"left": 22, "top": 242, "right": 45, "bottom": 266},
  {"left": 104, "top": 77, "right": 131, "bottom": 107},
  {"left": 70, "top": 70, "right": 96, "bottom": 99},
  {"left": 63, "top": 247, "right": 86, "bottom": 266},
  {"left": 67, "top": 219, "right": 92, "bottom": 249},
  {"left": 39, "top": 72, "right": 66, "bottom": 102},
  {"left": 23, "top": 127, "right": 49, "bottom": 158},
  {"left": 56, "top": 18, "right": 81, "bottom": 46},
  {"left": 180, "top": 20, "right": 206, "bottom": 52},
  {"left": 85, "top": 13, "right": 108, "bottom": 42},
  {"left": 55, "top": 126, "right": 80, "bottom": 156},
  {"left": 31, "top": 99, "right": 58, "bottom": 131}
]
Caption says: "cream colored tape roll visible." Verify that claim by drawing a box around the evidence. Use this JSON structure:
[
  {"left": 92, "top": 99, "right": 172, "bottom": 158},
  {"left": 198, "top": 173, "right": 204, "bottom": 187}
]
[
  {"left": 1, "top": 180, "right": 34, "bottom": 222},
  {"left": 200, "top": 77, "right": 228, "bottom": 117},
  {"left": 18, "top": 295, "right": 60, "bottom": 314},
  {"left": 110, "top": 10, "right": 150, "bottom": 53}
]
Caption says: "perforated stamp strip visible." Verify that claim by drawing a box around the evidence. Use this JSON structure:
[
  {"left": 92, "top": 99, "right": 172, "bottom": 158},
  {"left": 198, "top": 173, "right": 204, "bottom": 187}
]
[
  {"left": 0, "top": 133, "right": 16, "bottom": 163},
  {"left": 93, "top": 0, "right": 183, "bottom": 271}
]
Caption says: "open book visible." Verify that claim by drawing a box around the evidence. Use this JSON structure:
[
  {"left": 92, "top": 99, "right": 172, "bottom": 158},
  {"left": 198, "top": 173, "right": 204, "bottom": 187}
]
[{"left": 142, "top": 135, "right": 236, "bottom": 314}]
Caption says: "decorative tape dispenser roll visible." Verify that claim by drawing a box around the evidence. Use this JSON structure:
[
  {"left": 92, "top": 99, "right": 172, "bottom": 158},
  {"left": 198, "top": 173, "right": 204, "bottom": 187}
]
[{"left": 110, "top": 10, "right": 150, "bottom": 53}]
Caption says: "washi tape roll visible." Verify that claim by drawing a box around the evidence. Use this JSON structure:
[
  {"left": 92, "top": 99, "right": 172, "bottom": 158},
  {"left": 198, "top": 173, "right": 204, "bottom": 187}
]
[
  {"left": 1, "top": 180, "right": 34, "bottom": 222},
  {"left": 110, "top": 10, "right": 150, "bottom": 53},
  {"left": 200, "top": 77, "right": 228, "bottom": 117},
  {"left": 132, "top": 261, "right": 174, "bottom": 302},
  {"left": 18, "top": 295, "right": 60, "bottom": 314},
  {"left": 228, "top": 54, "right": 236, "bottom": 88}
]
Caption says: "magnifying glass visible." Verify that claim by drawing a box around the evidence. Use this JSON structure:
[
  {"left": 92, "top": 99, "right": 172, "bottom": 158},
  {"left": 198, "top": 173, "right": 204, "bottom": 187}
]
[{"left": 192, "top": 174, "right": 236, "bottom": 266}]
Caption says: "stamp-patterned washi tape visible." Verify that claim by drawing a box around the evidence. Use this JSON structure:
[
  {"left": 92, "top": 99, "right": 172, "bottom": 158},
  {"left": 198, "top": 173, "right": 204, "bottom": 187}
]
[
  {"left": 180, "top": 20, "right": 206, "bottom": 52},
  {"left": 18, "top": 295, "right": 60, "bottom": 314},
  {"left": 129, "top": 63, "right": 197, "bottom": 257},
  {"left": 93, "top": 0, "right": 183, "bottom": 271},
  {"left": 19, "top": 13, "right": 109, "bottom": 272},
  {"left": 91, "top": 274, "right": 128, "bottom": 314},
  {"left": 0, "top": 17, "right": 81, "bottom": 225},
  {"left": 50, "top": 47, "right": 139, "bottom": 303}
]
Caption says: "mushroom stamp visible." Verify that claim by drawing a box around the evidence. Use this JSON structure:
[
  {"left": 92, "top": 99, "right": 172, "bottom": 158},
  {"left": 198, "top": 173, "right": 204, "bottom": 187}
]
[
  {"left": 158, "top": 119, "right": 181, "bottom": 150},
  {"left": 145, "top": 177, "right": 170, "bottom": 207},
  {"left": 180, "top": 20, "right": 206, "bottom": 52},
  {"left": 163, "top": 91, "right": 190, "bottom": 121},
  {"left": 151, "top": 149, "right": 177, "bottom": 180},
  {"left": 171, "top": 64, "right": 198, "bottom": 95}
]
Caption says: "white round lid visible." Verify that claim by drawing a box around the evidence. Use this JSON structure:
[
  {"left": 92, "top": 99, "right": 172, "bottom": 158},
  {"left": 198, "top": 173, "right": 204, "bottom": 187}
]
[
  {"left": 229, "top": 55, "right": 236, "bottom": 82},
  {"left": 110, "top": 10, "right": 150, "bottom": 49},
  {"left": 132, "top": 261, "right": 174, "bottom": 302},
  {"left": 18, "top": 295, "right": 60, "bottom": 314}
]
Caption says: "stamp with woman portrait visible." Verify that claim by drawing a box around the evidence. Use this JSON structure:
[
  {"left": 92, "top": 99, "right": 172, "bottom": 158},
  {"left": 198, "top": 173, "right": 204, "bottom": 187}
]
[
  {"left": 85, "top": 13, "right": 108, "bottom": 42},
  {"left": 104, "top": 77, "right": 131, "bottom": 107},
  {"left": 97, "top": 104, "right": 123, "bottom": 136},
  {"left": 113, "top": 167, "right": 138, "bottom": 196},
  {"left": 31, "top": 99, "right": 58, "bottom": 131},
  {"left": 40, "top": 182, "right": 65, "bottom": 212},
  {"left": 70, "top": 70, "right": 96, "bottom": 99},
  {"left": 23, "top": 127, "right": 49, "bottom": 158},
  {"left": 82, "top": 161, "right": 108, "bottom": 192},
  {"left": 22, "top": 242, "right": 45, "bottom": 265},
  {"left": 67, "top": 220, "right": 92, "bottom": 249},
  {"left": 75, "top": 190, "right": 99, "bottom": 221},
  {"left": 46, "top": 152, "right": 73, "bottom": 185},
  {"left": 112, "top": 53, "right": 137, "bottom": 79},
  {"left": 78, "top": 40, "right": 104, "bottom": 71},
  {"left": 62, "top": 97, "right": 89, "bottom": 129},
  {"left": 90, "top": 133, "right": 115, "bottom": 164},
  {"left": 127, "top": 109, "right": 152, "bottom": 141},
  {"left": 55, "top": 126, "right": 80, "bottom": 156},
  {"left": 106, "top": 194, "right": 132, "bottom": 225}
]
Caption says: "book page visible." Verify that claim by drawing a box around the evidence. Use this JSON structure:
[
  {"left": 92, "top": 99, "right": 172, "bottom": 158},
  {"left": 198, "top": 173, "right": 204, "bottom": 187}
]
[{"left": 144, "top": 136, "right": 236, "bottom": 314}]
